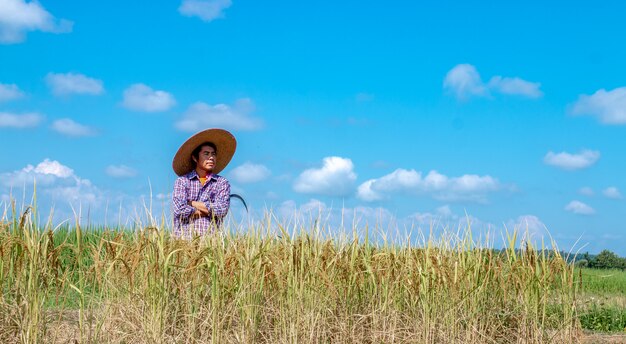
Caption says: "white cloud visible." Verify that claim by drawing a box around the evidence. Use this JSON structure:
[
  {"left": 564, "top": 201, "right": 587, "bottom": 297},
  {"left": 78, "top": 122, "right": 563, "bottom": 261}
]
[
  {"left": 444, "top": 64, "right": 543, "bottom": 100},
  {"left": 514, "top": 215, "right": 546, "bottom": 233},
  {"left": 0, "top": 0, "right": 72, "bottom": 44},
  {"left": 122, "top": 83, "right": 176, "bottom": 112},
  {"left": 506, "top": 215, "right": 548, "bottom": 238},
  {"left": 293, "top": 157, "right": 357, "bottom": 197},
  {"left": 443, "top": 64, "right": 488, "bottom": 100},
  {"left": 175, "top": 98, "right": 263, "bottom": 131},
  {"left": 602, "top": 187, "right": 622, "bottom": 199},
  {"left": 277, "top": 199, "right": 350, "bottom": 225},
  {"left": 47, "top": 178, "right": 100, "bottom": 204},
  {"left": 51, "top": 118, "right": 97, "bottom": 137},
  {"left": 564, "top": 200, "right": 595, "bottom": 215},
  {"left": 570, "top": 87, "right": 626, "bottom": 125},
  {"left": 409, "top": 208, "right": 454, "bottom": 225},
  {"left": 33, "top": 158, "right": 74, "bottom": 178},
  {"left": 488, "top": 76, "right": 543, "bottom": 98},
  {"left": 579, "top": 187, "right": 594, "bottom": 196},
  {"left": 357, "top": 169, "right": 420, "bottom": 202},
  {"left": 299, "top": 198, "right": 328, "bottom": 214},
  {"left": 37, "top": 160, "right": 73, "bottom": 178},
  {"left": 230, "top": 162, "right": 271, "bottom": 183},
  {"left": 407, "top": 206, "right": 495, "bottom": 233},
  {"left": 357, "top": 180, "right": 383, "bottom": 202},
  {"left": 271, "top": 201, "right": 506, "bottom": 242},
  {"left": 0, "top": 83, "right": 25, "bottom": 102},
  {"left": 277, "top": 199, "right": 297, "bottom": 219},
  {"left": 357, "top": 169, "right": 501, "bottom": 203},
  {"left": 276, "top": 199, "right": 328, "bottom": 220},
  {"left": 0, "top": 159, "right": 103, "bottom": 205},
  {"left": 105, "top": 165, "right": 137, "bottom": 178},
  {"left": 543, "top": 149, "right": 600, "bottom": 170},
  {"left": 0, "top": 112, "right": 43, "bottom": 128},
  {"left": 350, "top": 205, "right": 393, "bottom": 224},
  {"left": 1, "top": 158, "right": 74, "bottom": 187},
  {"left": 179, "top": 0, "right": 232, "bottom": 22},
  {"left": 46, "top": 72, "right": 104, "bottom": 96},
  {"left": 275, "top": 199, "right": 395, "bottom": 230}
]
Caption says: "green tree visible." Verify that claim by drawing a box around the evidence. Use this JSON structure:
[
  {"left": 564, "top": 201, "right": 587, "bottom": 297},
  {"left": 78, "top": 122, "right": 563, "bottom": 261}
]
[
  {"left": 593, "top": 250, "right": 623, "bottom": 269},
  {"left": 575, "top": 259, "right": 588, "bottom": 268}
]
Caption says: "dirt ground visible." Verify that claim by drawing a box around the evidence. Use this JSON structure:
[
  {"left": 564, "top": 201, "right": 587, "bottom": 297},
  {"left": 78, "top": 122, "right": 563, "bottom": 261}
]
[{"left": 582, "top": 334, "right": 626, "bottom": 344}]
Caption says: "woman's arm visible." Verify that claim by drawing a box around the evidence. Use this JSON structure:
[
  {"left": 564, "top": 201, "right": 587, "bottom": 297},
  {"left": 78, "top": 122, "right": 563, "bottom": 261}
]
[
  {"left": 172, "top": 177, "right": 196, "bottom": 219},
  {"left": 203, "top": 178, "right": 230, "bottom": 218}
]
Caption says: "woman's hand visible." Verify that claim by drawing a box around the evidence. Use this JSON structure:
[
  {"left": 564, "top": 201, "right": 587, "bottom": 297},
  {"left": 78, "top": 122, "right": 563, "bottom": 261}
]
[{"left": 188, "top": 201, "right": 209, "bottom": 216}]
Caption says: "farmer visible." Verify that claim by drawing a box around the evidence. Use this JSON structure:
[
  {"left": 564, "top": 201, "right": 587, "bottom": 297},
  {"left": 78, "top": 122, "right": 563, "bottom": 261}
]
[{"left": 171, "top": 128, "right": 236, "bottom": 239}]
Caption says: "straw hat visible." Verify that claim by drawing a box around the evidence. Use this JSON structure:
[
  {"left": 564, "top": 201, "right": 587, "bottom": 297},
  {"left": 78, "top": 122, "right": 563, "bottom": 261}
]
[{"left": 172, "top": 128, "right": 237, "bottom": 176}]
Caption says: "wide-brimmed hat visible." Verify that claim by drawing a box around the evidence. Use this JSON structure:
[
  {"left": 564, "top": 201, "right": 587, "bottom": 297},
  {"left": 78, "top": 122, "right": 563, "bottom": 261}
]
[{"left": 172, "top": 128, "right": 237, "bottom": 176}]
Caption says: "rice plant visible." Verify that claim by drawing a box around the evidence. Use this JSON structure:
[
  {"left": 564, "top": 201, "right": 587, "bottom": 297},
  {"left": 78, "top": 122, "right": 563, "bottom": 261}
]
[{"left": 0, "top": 202, "right": 584, "bottom": 343}]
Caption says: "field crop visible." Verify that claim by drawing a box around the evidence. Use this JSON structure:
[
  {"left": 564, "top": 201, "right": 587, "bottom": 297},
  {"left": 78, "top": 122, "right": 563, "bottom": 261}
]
[
  {"left": 576, "top": 269, "right": 626, "bottom": 334},
  {"left": 0, "top": 204, "right": 586, "bottom": 343},
  {"left": 578, "top": 269, "right": 626, "bottom": 295}
]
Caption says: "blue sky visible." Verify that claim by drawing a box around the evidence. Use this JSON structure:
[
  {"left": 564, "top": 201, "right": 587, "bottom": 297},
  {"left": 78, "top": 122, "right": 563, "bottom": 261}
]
[{"left": 1, "top": 0, "right": 625, "bottom": 254}]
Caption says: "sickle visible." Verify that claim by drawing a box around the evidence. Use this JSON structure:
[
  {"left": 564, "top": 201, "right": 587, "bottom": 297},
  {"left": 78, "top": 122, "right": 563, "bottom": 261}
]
[{"left": 229, "top": 193, "right": 248, "bottom": 212}]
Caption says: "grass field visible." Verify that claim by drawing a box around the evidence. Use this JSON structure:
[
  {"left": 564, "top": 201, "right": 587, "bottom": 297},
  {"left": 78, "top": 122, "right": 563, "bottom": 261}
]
[
  {"left": 576, "top": 268, "right": 626, "bottom": 334},
  {"left": 0, "top": 204, "right": 619, "bottom": 343},
  {"left": 578, "top": 268, "right": 626, "bottom": 295}
]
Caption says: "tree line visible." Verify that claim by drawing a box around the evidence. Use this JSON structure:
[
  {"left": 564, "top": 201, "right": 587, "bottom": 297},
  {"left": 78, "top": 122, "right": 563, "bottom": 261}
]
[
  {"left": 576, "top": 250, "right": 626, "bottom": 270},
  {"left": 494, "top": 248, "right": 626, "bottom": 270}
]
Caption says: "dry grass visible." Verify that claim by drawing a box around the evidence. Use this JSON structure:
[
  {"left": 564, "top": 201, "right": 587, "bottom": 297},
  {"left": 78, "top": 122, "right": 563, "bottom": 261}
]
[{"left": 0, "top": 206, "right": 583, "bottom": 343}]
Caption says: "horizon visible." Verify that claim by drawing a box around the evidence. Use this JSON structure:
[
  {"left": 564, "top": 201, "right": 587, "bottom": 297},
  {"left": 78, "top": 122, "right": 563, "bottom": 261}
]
[{"left": 1, "top": 1, "right": 625, "bottom": 255}]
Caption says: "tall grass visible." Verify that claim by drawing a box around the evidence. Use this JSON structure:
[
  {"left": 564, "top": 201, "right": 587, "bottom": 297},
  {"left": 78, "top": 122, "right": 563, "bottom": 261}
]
[{"left": 0, "top": 203, "right": 582, "bottom": 343}]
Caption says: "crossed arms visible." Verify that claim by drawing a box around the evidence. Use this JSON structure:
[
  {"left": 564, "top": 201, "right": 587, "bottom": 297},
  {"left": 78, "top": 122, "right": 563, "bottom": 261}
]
[{"left": 172, "top": 177, "right": 230, "bottom": 221}]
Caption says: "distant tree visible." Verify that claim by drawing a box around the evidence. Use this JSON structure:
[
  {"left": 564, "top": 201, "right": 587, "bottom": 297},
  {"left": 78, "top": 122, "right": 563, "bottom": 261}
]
[
  {"left": 575, "top": 259, "right": 588, "bottom": 268},
  {"left": 593, "top": 250, "right": 623, "bottom": 269}
]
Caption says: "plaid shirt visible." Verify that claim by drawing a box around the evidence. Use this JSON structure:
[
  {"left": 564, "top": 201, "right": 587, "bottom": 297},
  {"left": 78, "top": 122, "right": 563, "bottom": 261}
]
[{"left": 172, "top": 170, "right": 230, "bottom": 239}]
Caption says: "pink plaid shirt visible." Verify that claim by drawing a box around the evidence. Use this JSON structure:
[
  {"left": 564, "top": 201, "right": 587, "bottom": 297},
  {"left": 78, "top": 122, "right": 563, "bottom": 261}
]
[{"left": 172, "top": 170, "right": 230, "bottom": 238}]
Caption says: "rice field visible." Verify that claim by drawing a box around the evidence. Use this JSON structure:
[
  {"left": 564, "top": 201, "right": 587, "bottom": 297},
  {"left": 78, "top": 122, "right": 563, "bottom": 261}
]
[{"left": 0, "top": 203, "right": 596, "bottom": 343}]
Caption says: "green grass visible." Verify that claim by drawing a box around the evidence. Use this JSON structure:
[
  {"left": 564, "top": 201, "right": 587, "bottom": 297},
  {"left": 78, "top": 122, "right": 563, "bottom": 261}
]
[
  {"left": 577, "top": 268, "right": 626, "bottom": 295},
  {"left": 579, "top": 305, "right": 626, "bottom": 332},
  {"left": 575, "top": 268, "right": 626, "bottom": 333}
]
